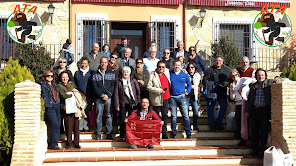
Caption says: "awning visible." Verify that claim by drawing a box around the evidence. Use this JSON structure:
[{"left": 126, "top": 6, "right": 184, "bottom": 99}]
[
  {"left": 72, "top": 0, "right": 184, "bottom": 5},
  {"left": 188, "top": 0, "right": 290, "bottom": 8}
]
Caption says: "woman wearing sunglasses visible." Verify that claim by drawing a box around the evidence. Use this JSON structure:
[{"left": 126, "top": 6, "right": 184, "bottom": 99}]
[
  {"left": 186, "top": 61, "right": 201, "bottom": 131},
  {"left": 54, "top": 57, "right": 75, "bottom": 84},
  {"left": 108, "top": 52, "right": 120, "bottom": 79},
  {"left": 132, "top": 58, "right": 150, "bottom": 99},
  {"left": 229, "top": 69, "right": 252, "bottom": 146},
  {"left": 40, "top": 70, "right": 61, "bottom": 150}
]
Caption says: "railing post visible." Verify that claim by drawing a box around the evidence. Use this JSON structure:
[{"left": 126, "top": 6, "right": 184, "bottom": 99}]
[
  {"left": 270, "top": 79, "right": 296, "bottom": 165},
  {"left": 11, "top": 80, "right": 47, "bottom": 166}
]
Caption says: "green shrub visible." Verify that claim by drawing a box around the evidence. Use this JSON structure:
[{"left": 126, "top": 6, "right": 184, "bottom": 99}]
[
  {"left": 0, "top": 58, "right": 34, "bottom": 166},
  {"left": 14, "top": 43, "right": 55, "bottom": 82},
  {"left": 211, "top": 36, "right": 241, "bottom": 69},
  {"left": 281, "top": 64, "right": 296, "bottom": 81}
]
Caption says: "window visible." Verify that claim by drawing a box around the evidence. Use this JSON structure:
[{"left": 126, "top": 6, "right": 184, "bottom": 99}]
[
  {"left": 76, "top": 13, "right": 108, "bottom": 61},
  {"left": 0, "top": 18, "right": 13, "bottom": 60},
  {"left": 151, "top": 15, "right": 181, "bottom": 53},
  {"left": 213, "top": 17, "right": 256, "bottom": 62},
  {"left": 219, "top": 24, "right": 251, "bottom": 58},
  {"left": 83, "top": 20, "right": 107, "bottom": 55}
]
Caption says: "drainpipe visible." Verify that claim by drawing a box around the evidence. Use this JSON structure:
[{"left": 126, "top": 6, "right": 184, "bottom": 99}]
[
  {"left": 69, "top": 0, "right": 71, "bottom": 40},
  {"left": 183, "top": 0, "right": 187, "bottom": 49}
]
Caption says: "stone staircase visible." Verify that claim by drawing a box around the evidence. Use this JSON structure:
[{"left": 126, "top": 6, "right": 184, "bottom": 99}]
[{"left": 43, "top": 96, "right": 263, "bottom": 166}]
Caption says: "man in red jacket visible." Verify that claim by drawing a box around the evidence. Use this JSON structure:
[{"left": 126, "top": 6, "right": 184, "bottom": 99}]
[{"left": 125, "top": 98, "right": 164, "bottom": 149}]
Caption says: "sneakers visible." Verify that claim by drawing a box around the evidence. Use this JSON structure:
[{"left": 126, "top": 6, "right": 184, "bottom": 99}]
[
  {"left": 162, "top": 134, "right": 170, "bottom": 139},
  {"left": 74, "top": 145, "right": 82, "bottom": 149},
  {"left": 238, "top": 140, "right": 246, "bottom": 146},
  {"left": 186, "top": 135, "right": 192, "bottom": 139},
  {"left": 146, "top": 144, "right": 154, "bottom": 149},
  {"left": 193, "top": 127, "right": 200, "bottom": 132},
  {"left": 106, "top": 134, "right": 113, "bottom": 140},
  {"left": 65, "top": 145, "right": 71, "bottom": 149},
  {"left": 216, "top": 123, "right": 224, "bottom": 130},
  {"left": 53, "top": 146, "right": 61, "bottom": 150},
  {"left": 171, "top": 134, "right": 177, "bottom": 139},
  {"left": 130, "top": 144, "right": 137, "bottom": 149},
  {"left": 96, "top": 134, "right": 101, "bottom": 140}
]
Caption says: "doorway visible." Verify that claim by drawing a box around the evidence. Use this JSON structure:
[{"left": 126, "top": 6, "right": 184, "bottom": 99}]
[{"left": 110, "top": 22, "right": 148, "bottom": 59}]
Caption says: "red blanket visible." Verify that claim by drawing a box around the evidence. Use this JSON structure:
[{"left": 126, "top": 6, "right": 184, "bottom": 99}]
[{"left": 126, "top": 119, "right": 161, "bottom": 145}]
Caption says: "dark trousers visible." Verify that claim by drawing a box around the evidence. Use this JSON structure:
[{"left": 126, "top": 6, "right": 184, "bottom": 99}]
[
  {"left": 153, "top": 99, "right": 169, "bottom": 136},
  {"left": 64, "top": 113, "right": 80, "bottom": 146},
  {"left": 44, "top": 104, "right": 61, "bottom": 147},
  {"left": 119, "top": 104, "right": 134, "bottom": 138},
  {"left": 251, "top": 107, "right": 270, "bottom": 153},
  {"left": 235, "top": 105, "right": 242, "bottom": 138},
  {"left": 207, "top": 98, "right": 228, "bottom": 129}
]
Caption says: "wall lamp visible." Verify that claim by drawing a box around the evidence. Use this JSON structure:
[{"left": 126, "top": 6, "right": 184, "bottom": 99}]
[
  {"left": 198, "top": 8, "right": 206, "bottom": 28},
  {"left": 48, "top": 3, "right": 55, "bottom": 24}
]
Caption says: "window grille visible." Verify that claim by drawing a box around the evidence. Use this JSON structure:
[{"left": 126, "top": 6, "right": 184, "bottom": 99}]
[
  {"left": 0, "top": 18, "right": 13, "bottom": 60},
  {"left": 151, "top": 20, "right": 178, "bottom": 53}
]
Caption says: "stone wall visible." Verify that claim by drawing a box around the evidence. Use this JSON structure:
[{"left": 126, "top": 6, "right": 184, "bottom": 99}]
[
  {"left": 270, "top": 80, "right": 296, "bottom": 164},
  {"left": 11, "top": 80, "right": 47, "bottom": 166},
  {"left": 0, "top": 1, "right": 69, "bottom": 45}
]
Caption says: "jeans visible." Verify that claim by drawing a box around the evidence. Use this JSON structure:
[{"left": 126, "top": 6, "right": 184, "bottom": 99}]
[
  {"left": 95, "top": 98, "right": 112, "bottom": 135},
  {"left": 170, "top": 96, "right": 191, "bottom": 136},
  {"left": 65, "top": 52, "right": 74, "bottom": 66},
  {"left": 44, "top": 104, "right": 61, "bottom": 147},
  {"left": 207, "top": 98, "right": 228, "bottom": 129},
  {"left": 186, "top": 96, "right": 199, "bottom": 130}
]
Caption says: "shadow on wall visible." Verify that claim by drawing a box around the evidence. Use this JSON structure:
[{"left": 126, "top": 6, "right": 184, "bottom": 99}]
[{"left": 40, "top": 12, "right": 50, "bottom": 25}]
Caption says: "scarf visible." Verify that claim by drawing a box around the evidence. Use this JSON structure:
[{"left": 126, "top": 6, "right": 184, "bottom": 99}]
[
  {"left": 64, "top": 82, "right": 73, "bottom": 92},
  {"left": 108, "top": 63, "right": 117, "bottom": 70},
  {"left": 80, "top": 66, "right": 90, "bottom": 76},
  {"left": 122, "top": 78, "right": 135, "bottom": 101},
  {"left": 46, "top": 82, "right": 59, "bottom": 102},
  {"left": 136, "top": 68, "right": 143, "bottom": 75}
]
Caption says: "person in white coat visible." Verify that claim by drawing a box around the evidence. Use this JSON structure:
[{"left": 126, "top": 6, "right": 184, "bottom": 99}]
[
  {"left": 146, "top": 60, "right": 170, "bottom": 139},
  {"left": 229, "top": 69, "right": 252, "bottom": 146}
]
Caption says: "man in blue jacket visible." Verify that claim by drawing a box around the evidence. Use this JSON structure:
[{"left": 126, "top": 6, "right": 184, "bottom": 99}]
[
  {"left": 170, "top": 60, "right": 192, "bottom": 138},
  {"left": 92, "top": 57, "right": 116, "bottom": 140}
]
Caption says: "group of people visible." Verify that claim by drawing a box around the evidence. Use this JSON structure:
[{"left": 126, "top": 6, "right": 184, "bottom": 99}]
[{"left": 41, "top": 38, "right": 278, "bottom": 155}]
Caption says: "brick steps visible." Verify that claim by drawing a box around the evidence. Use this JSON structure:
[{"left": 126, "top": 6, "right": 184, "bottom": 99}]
[
  {"left": 45, "top": 145, "right": 254, "bottom": 158},
  {"left": 57, "top": 137, "right": 242, "bottom": 148},
  {"left": 60, "top": 129, "right": 237, "bottom": 141},
  {"left": 43, "top": 154, "right": 262, "bottom": 166}
]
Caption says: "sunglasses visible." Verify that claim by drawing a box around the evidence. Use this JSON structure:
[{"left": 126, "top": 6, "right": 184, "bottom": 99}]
[
  {"left": 46, "top": 75, "right": 53, "bottom": 78},
  {"left": 189, "top": 50, "right": 195, "bottom": 52},
  {"left": 231, "top": 74, "right": 238, "bottom": 77},
  {"left": 111, "top": 56, "right": 118, "bottom": 59},
  {"left": 164, "top": 52, "right": 170, "bottom": 54},
  {"left": 189, "top": 66, "right": 195, "bottom": 69},
  {"left": 59, "top": 61, "right": 67, "bottom": 63},
  {"left": 158, "top": 66, "right": 165, "bottom": 69},
  {"left": 136, "top": 62, "right": 143, "bottom": 64}
]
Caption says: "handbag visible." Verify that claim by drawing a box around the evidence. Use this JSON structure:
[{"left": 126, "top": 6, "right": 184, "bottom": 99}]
[
  {"left": 89, "top": 105, "right": 96, "bottom": 127},
  {"left": 264, "top": 146, "right": 283, "bottom": 166},
  {"left": 65, "top": 92, "right": 77, "bottom": 114}
]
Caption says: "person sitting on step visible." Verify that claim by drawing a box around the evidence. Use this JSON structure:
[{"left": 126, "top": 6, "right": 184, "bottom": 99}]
[{"left": 125, "top": 98, "right": 164, "bottom": 149}]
